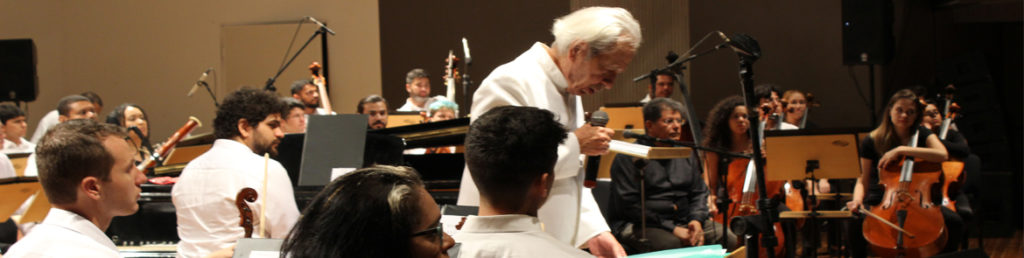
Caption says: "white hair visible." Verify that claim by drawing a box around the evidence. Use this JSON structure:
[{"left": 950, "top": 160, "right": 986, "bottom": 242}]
[{"left": 551, "top": 6, "right": 642, "bottom": 58}]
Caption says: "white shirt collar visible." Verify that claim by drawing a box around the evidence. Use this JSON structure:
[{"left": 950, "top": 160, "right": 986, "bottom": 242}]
[
  {"left": 527, "top": 42, "right": 569, "bottom": 94},
  {"left": 460, "top": 214, "right": 543, "bottom": 234},
  {"left": 213, "top": 139, "right": 256, "bottom": 155},
  {"left": 41, "top": 207, "right": 118, "bottom": 252}
]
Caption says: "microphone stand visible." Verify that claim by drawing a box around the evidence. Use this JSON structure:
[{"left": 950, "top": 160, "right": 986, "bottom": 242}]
[
  {"left": 264, "top": 26, "right": 331, "bottom": 92},
  {"left": 461, "top": 60, "right": 473, "bottom": 117},
  {"left": 198, "top": 81, "right": 219, "bottom": 108},
  {"left": 733, "top": 41, "right": 778, "bottom": 258}
]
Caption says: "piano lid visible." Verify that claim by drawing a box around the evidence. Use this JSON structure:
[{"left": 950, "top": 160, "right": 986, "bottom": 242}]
[{"left": 370, "top": 117, "right": 469, "bottom": 149}]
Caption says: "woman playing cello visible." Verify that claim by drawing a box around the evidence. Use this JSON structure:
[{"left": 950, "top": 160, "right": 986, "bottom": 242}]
[{"left": 846, "top": 89, "right": 963, "bottom": 257}]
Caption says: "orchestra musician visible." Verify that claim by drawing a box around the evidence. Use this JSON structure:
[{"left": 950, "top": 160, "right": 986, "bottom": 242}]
[
  {"left": 456, "top": 106, "right": 592, "bottom": 257},
  {"left": 290, "top": 80, "right": 332, "bottom": 115},
  {"left": 455, "top": 7, "right": 642, "bottom": 257},
  {"left": 780, "top": 89, "right": 815, "bottom": 129},
  {"left": 846, "top": 89, "right": 963, "bottom": 256},
  {"left": 922, "top": 97, "right": 977, "bottom": 240},
  {"left": 357, "top": 95, "right": 389, "bottom": 129},
  {"left": 105, "top": 103, "right": 154, "bottom": 163},
  {"left": 30, "top": 91, "right": 103, "bottom": 144},
  {"left": 398, "top": 68, "right": 446, "bottom": 112},
  {"left": 4, "top": 120, "right": 146, "bottom": 257},
  {"left": 701, "top": 96, "right": 749, "bottom": 213},
  {"left": 280, "top": 166, "right": 455, "bottom": 257},
  {"left": 754, "top": 84, "right": 798, "bottom": 130},
  {"left": 639, "top": 70, "right": 675, "bottom": 104},
  {"left": 24, "top": 95, "right": 99, "bottom": 177},
  {"left": 171, "top": 88, "right": 299, "bottom": 258},
  {"left": 280, "top": 97, "right": 307, "bottom": 134},
  {"left": 609, "top": 98, "right": 736, "bottom": 252},
  {"left": 0, "top": 104, "right": 34, "bottom": 154}
]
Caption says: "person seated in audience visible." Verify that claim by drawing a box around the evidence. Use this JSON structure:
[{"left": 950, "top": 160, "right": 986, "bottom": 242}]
[
  {"left": 172, "top": 88, "right": 299, "bottom": 258},
  {"left": 4, "top": 120, "right": 146, "bottom": 257},
  {"left": 609, "top": 98, "right": 736, "bottom": 253},
  {"left": 640, "top": 70, "right": 675, "bottom": 103},
  {"left": 30, "top": 91, "right": 103, "bottom": 143},
  {"left": 455, "top": 106, "right": 591, "bottom": 257},
  {"left": 357, "top": 95, "right": 389, "bottom": 129},
  {"left": 105, "top": 103, "right": 155, "bottom": 162},
  {"left": 280, "top": 165, "right": 455, "bottom": 257},
  {"left": 280, "top": 97, "right": 307, "bottom": 134},
  {"left": 0, "top": 104, "right": 34, "bottom": 154}
]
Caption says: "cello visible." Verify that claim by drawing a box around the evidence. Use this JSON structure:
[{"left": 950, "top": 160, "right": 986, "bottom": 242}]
[
  {"left": 861, "top": 129, "right": 948, "bottom": 257},
  {"left": 937, "top": 85, "right": 964, "bottom": 212},
  {"left": 309, "top": 62, "right": 333, "bottom": 114},
  {"left": 713, "top": 103, "right": 790, "bottom": 257}
]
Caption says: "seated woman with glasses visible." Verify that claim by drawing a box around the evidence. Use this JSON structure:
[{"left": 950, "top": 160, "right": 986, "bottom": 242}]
[{"left": 280, "top": 166, "right": 455, "bottom": 257}]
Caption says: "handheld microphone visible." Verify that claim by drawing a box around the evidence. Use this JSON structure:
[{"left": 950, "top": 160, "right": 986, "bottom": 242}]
[
  {"left": 584, "top": 110, "right": 609, "bottom": 188},
  {"left": 305, "top": 16, "right": 336, "bottom": 35},
  {"left": 188, "top": 67, "right": 213, "bottom": 97},
  {"left": 461, "top": 37, "right": 472, "bottom": 65}
]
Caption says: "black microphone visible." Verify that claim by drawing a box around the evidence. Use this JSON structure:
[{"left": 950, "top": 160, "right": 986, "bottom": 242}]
[
  {"left": 461, "top": 37, "right": 472, "bottom": 65},
  {"left": 716, "top": 31, "right": 761, "bottom": 60},
  {"left": 584, "top": 110, "right": 609, "bottom": 188},
  {"left": 305, "top": 16, "right": 336, "bottom": 35},
  {"left": 188, "top": 67, "right": 213, "bottom": 97},
  {"left": 622, "top": 130, "right": 657, "bottom": 143}
]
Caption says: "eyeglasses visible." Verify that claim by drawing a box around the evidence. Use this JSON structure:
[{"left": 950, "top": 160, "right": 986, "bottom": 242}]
[{"left": 410, "top": 222, "right": 444, "bottom": 249}]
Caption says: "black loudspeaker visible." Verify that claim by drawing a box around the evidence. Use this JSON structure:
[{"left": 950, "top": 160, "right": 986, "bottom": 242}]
[
  {"left": 0, "top": 39, "right": 38, "bottom": 102},
  {"left": 841, "top": 0, "right": 894, "bottom": 65}
]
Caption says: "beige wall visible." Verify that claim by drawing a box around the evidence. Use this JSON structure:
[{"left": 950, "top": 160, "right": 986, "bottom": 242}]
[
  {"left": 572, "top": 0, "right": 692, "bottom": 111},
  {"left": 0, "top": 0, "right": 381, "bottom": 141}
]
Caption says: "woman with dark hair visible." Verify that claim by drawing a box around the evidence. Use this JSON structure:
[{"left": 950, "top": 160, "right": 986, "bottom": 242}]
[
  {"left": 281, "top": 165, "right": 455, "bottom": 258},
  {"left": 846, "top": 89, "right": 963, "bottom": 256},
  {"left": 106, "top": 103, "right": 154, "bottom": 161},
  {"left": 701, "top": 95, "right": 750, "bottom": 215}
]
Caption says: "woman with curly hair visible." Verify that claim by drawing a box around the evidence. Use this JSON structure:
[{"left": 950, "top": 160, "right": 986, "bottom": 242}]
[{"left": 700, "top": 95, "right": 750, "bottom": 215}]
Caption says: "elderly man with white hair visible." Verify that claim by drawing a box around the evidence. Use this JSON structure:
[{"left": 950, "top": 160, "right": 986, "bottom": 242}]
[{"left": 456, "top": 6, "right": 640, "bottom": 257}]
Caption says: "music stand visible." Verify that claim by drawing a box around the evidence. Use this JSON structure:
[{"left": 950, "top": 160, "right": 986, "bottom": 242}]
[
  {"left": 764, "top": 129, "right": 862, "bottom": 256},
  {"left": 297, "top": 115, "right": 367, "bottom": 187},
  {"left": 0, "top": 177, "right": 41, "bottom": 222}
]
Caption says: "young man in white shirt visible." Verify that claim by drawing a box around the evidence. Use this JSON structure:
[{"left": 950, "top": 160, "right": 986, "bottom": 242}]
[
  {"left": 22, "top": 95, "right": 98, "bottom": 177},
  {"left": 397, "top": 68, "right": 436, "bottom": 112},
  {"left": 4, "top": 119, "right": 146, "bottom": 257},
  {"left": 172, "top": 88, "right": 300, "bottom": 258},
  {"left": 29, "top": 91, "right": 103, "bottom": 143},
  {"left": 456, "top": 106, "right": 591, "bottom": 257},
  {"left": 0, "top": 104, "right": 34, "bottom": 153}
]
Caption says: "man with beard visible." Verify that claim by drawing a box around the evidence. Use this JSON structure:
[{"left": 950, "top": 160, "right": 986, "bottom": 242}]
[
  {"left": 397, "top": 68, "right": 444, "bottom": 112},
  {"left": 357, "top": 94, "right": 389, "bottom": 129},
  {"left": 172, "top": 88, "right": 299, "bottom": 258},
  {"left": 290, "top": 80, "right": 333, "bottom": 115}
]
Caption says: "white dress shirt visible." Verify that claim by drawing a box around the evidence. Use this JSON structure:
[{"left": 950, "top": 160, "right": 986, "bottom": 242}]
[
  {"left": 640, "top": 94, "right": 652, "bottom": 104},
  {"left": 454, "top": 215, "right": 593, "bottom": 258},
  {"left": 4, "top": 208, "right": 119, "bottom": 258},
  {"left": 172, "top": 139, "right": 300, "bottom": 258},
  {"left": 397, "top": 95, "right": 448, "bottom": 112},
  {"left": 456, "top": 42, "right": 609, "bottom": 248},
  {"left": 3, "top": 137, "right": 35, "bottom": 154},
  {"left": 0, "top": 153, "right": 16, "bottom": 179},
  {"left": 29, "top": 110, "right": 59, "bottom": 144}
]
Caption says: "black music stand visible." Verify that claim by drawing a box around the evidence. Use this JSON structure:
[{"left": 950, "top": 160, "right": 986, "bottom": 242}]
[{"left": 765, "top": 129, "right": 863, "bottom": 256}]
